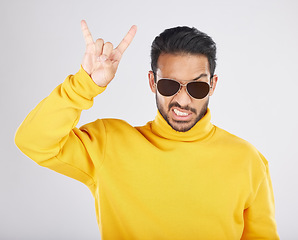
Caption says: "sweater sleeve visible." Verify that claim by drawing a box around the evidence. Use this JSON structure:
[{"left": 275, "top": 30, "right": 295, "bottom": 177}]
[
  {"left": 15, "top": 66, "right": 106, "bottom": 187},
  {"left": 241, "top": 155, "right": 279, "bottom": 240}
]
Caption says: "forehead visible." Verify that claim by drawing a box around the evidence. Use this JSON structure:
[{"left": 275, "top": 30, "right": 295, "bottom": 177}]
[{"left": 156, "top": 53, "right": 210, "bottom": 80}]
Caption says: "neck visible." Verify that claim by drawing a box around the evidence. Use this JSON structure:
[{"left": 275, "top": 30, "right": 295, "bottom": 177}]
[{"left": 151, "top": 108, "right": 215, "bottom": 142}]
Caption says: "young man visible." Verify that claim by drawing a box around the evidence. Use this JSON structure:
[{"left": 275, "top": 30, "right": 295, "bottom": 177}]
[{"left": 15, "top": 20, "right": 279, "bottom": 239}]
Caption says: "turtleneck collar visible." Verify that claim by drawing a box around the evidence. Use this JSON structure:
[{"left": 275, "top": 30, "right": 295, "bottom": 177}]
[{"left": 151, "top": 108, "right": 215, "bottom": 142}]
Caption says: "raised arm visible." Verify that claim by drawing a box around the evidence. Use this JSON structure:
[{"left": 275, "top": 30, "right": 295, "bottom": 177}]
[{"left": 15, "top": 21, "right": 137, "bottom": 186}]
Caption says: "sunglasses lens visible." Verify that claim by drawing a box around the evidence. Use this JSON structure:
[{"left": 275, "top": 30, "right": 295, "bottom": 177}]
[
  {"left": 157, "top": 79, "right": 180, "bottom": 96},
  {"left": 187, "top": 82, "right": 210, "bottom": 99}
]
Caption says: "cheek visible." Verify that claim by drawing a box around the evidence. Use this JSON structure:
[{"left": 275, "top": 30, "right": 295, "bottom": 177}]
[
  {"left": 156, "top": 94, "right": 172, "bottom": 110},
  {"left": 194, "top": 97, "right": 209, "bottom": 110},
  {"left": 183, "top": 98, "right": 208, "bottom": 114}
]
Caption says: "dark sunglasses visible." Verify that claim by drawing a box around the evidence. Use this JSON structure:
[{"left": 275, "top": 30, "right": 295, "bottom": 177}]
[{"left": 156, "top": 78, "right": 212, "bottom": 99}]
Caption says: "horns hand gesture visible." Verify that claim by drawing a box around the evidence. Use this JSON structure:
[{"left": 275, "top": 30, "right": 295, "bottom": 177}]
[{"left": 80, "top": 20, "right": 137, "bottom": 87}]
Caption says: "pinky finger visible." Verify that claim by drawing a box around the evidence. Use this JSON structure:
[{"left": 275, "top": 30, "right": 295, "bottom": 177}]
[{"left": 116, "top": 25, "right": 137, "bottom": 55}]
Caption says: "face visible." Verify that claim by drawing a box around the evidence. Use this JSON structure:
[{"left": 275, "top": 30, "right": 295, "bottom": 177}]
[{"left": 149, "top": 53, "right": 218, "bottom": 132}]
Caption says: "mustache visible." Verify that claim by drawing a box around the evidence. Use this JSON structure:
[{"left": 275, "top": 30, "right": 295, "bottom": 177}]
[{"left": 168, "top": 102, "right": 197, "bottom": 114}]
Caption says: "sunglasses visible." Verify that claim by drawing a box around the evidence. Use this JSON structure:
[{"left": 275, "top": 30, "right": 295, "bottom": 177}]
[{"left": 156, "top": 78, "right": 212, "bottom": 99}]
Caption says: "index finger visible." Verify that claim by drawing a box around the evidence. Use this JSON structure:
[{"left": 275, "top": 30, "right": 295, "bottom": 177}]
[
  {"left": 81, "top": 20, "right": 94, "bottom": 45},
  {"left": 116, "top": 25, "right": 137, "bottom": 54}
]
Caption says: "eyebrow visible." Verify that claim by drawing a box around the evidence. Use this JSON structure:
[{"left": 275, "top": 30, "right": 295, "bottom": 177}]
[
  {"left": 158, "top": 73, "right": 209, "bottom": 81},
  {"left": 192, "top": 73, "right": 208, "bottom": 81}
]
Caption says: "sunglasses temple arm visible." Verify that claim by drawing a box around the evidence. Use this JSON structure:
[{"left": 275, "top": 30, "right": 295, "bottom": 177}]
[{"left": 210, "top": 76, "right": 214, "bottom": 89}]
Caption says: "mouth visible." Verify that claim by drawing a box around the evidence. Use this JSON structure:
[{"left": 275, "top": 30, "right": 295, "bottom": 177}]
[{"left": 171, "top": 107, "right": 193, "bottom": 121}]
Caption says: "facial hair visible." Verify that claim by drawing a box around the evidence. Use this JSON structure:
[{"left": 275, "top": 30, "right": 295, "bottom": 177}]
[{"left": 156, "top": 95, "right": 209, "bottom": 132}]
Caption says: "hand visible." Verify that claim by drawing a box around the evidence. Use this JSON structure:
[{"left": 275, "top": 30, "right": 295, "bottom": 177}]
[{"left": 80, "top": 20, "right": 137, "bottom": 87}]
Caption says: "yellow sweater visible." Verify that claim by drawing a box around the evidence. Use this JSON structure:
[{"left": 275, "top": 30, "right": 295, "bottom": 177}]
[{"left": 15, "top": 67, "right": 279, "bottom": 240}]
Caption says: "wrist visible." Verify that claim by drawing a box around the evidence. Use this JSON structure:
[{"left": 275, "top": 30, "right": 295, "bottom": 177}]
[{"left": 77, "top": 66, "right": 107, "bottom": 97}]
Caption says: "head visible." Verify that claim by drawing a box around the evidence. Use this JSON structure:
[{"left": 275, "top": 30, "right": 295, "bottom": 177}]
[{"left": 149, "top": 26, "right": 218, "bottom": 132}]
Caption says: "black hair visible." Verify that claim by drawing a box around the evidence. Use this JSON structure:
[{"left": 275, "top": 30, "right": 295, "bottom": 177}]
[{"left": 151, "top": 26, "right": 217, "bottom": 80}]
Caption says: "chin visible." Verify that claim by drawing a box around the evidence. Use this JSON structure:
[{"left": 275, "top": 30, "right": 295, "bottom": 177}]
[
  {"left": 156, "top": 95, "right": 209, "bottom": 133},
  {"left": 169, "top": 120, "right": 195, "bottom": 132}
]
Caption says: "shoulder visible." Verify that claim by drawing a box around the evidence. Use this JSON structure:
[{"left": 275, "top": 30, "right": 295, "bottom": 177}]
[
  {"left": 79, "top": 118, "right": 145, "bottom": 140},
  {"left": 213, "top": 125, "right": 268, "bottom": 172},
  {"left": 81, "top": 118, "right": 134, "bottom": 131},
  {"left": 213, "top": 125, "right": 257, "bottom": 151}
]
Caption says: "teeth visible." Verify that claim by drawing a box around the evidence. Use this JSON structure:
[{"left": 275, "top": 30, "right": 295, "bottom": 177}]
[{"left": 173, "top": 109, "right": 189, "bottom": 116}]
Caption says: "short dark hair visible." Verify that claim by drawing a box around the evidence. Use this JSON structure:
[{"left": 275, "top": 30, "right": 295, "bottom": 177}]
[{"left": 150, "top": 26, "right": 217, "bottom": 80}]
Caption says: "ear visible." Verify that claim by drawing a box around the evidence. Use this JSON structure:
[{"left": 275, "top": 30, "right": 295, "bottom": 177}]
[
  {"left": 209, "top": 74, "right": 218, "bottom": 96},
  {"left": 148, "top": 71, "right": 156, "bottom": 94}
]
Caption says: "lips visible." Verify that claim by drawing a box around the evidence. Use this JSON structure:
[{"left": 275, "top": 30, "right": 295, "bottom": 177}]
[
  {"left": 171, "top": 107, "right": 193, "bottom": 121},
  {"left": 173, "top": 108, "right": 189, "bottom": 116}
]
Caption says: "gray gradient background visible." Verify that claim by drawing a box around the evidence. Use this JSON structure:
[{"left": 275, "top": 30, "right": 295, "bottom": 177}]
[{"left": 1, "top": 0, "right": 297, "bottom": 239}]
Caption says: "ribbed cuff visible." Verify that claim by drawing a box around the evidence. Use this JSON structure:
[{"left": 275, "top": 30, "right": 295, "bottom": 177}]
[{"left": 73, "top": 66, "right": 107, "bottom": 99}]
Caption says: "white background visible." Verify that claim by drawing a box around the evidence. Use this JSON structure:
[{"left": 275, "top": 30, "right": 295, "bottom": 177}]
[{"left": 1, "top": 0, "right": 297, "bottom": 239}]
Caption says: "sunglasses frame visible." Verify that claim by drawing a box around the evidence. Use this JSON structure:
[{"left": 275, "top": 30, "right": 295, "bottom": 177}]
[{"left": 155, "top": 77, "right": 213, "bottom": 99}]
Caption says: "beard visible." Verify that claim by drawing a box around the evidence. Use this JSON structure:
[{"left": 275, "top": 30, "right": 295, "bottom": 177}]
[{"left": 156, "top": 96, "right": 209, "bottom": 132}]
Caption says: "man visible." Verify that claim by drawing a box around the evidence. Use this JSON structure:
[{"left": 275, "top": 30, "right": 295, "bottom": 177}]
[{"left": 15, "top": 20, "right": 279, "bottom": 239}]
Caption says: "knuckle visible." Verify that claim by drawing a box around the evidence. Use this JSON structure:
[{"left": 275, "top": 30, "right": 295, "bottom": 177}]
[
  {"left": 86, "top": 43, "right": 95, "bottom": 50},
  {"left": 96, "top": 38, "right": 104, "bottom": 44},
  {"left": 105, "top": 42, "right": 113, "bottom": 49}
]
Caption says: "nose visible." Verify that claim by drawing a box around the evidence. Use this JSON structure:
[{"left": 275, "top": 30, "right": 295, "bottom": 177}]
[{"left": 173, "top": 85, "right": 192, "bottom": 106}]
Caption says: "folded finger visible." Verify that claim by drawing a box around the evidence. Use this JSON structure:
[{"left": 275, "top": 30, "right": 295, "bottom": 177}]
[
  {"left": 81, "top": 20, "right": 94, "bottom": 45},
  {"left": 102, "top": 42, "right": 114, "bottom": 58},
  {"left": 116, "top": 25, "right": 137, "bottom": 55},
  {"left": 95, "top": 38, "right": 104, "bottom": 56}
]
